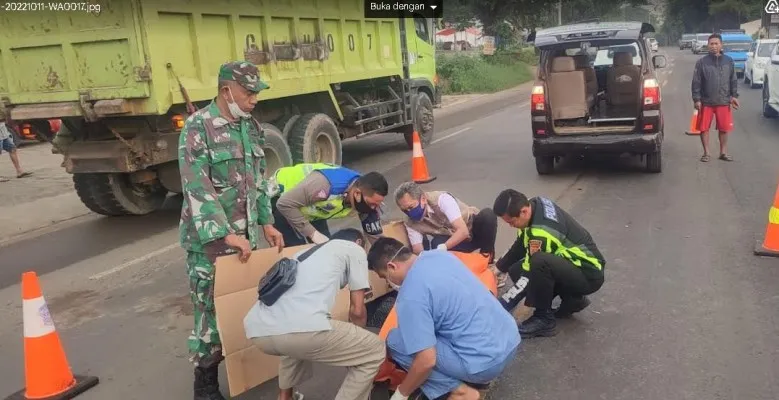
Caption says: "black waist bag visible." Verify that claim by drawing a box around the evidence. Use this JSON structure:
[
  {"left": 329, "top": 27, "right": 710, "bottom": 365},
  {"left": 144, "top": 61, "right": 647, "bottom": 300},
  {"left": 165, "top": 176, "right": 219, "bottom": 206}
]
[{"left": 257, "top": 243, "right": 326, "bottom": 306}]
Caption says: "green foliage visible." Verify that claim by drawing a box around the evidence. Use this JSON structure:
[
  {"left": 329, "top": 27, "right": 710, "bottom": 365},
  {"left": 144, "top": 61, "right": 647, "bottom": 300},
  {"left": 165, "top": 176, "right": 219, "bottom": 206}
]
[
  {"left": 659, "top": 0, "right": 764, "bottom": 42},
  {"left": 436, "top": 52, "right": 534, "bottom": 94}
]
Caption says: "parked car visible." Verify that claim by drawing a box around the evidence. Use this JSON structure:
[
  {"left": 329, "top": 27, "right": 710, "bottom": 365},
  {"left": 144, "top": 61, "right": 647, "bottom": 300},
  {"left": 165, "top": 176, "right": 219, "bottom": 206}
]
[
  {"left": 679, "top": 33, "right": 696, "bottom": 49},
  {"left": 745, "top": 39, "right": 778, "bottom": 88},
  {"left": 761, "top": 39, "right": 779, "bottom": 118},
  {"left": 692, "top": 33, "right": 711, "bottom": 54},
  {"left": 648, "top": 37, "right": 659, "bottom": 52},
  {"left": 526, "top": 21, "right": 667, "bottom": 174}
]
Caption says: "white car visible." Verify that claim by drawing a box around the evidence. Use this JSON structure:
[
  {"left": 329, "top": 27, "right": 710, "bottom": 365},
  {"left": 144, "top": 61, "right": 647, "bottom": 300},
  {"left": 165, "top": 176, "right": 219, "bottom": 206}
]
[
  {"left": 648, "top": 38, "right": 658, "bottom": 52},
  {"left": 745, "top": 39, "right": 778, "bottom": 88}
]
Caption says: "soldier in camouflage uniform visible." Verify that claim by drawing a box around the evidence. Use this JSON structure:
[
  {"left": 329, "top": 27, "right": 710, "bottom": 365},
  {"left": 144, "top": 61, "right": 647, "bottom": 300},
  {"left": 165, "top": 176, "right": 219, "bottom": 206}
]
[{"left": 178, "top": 60, "right": 285, "bottom": 400}]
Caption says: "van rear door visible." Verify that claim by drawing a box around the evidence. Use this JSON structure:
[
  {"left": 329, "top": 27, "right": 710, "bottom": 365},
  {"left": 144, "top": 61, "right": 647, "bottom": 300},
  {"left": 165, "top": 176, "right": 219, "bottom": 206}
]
[{"left": 0, "top": 0, "right": 150, "bottom": 105}]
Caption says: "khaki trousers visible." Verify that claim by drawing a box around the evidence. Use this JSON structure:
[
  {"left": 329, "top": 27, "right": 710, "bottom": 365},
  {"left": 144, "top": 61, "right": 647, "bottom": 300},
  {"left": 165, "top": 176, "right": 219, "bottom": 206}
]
[{"left": 251, "top": 320, "right": 386, "bottom": 400}]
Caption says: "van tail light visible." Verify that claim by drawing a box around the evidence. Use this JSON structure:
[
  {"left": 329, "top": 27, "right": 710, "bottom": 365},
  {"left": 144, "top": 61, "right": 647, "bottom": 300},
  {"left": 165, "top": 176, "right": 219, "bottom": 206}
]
[
  {"left": 643, "top": 78, "right": 660, "bottom": 107},
  {"left": 531, "top": 85, "right": 545, "bottom": 112}
]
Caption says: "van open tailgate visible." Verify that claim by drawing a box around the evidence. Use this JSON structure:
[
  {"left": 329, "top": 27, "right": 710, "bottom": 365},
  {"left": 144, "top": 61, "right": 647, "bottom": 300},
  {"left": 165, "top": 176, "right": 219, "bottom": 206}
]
[{"left": 0, "top": 0, "right": 150, "bottom": 105}]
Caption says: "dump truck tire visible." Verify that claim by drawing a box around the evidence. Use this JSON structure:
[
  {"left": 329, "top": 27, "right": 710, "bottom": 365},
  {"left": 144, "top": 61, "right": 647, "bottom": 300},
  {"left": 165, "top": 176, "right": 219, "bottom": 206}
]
[
  {"left": 287, "top": 113, "right": 342, "bottom": 165},
  {"left": 73, "top": 172, "right": 167, "bottom": 216},
  {"left": 403, "top": 91, "right": 434, "bottom": 150},
  {"left": 259, "top": 123, "right": 293, "bottom": 177}
]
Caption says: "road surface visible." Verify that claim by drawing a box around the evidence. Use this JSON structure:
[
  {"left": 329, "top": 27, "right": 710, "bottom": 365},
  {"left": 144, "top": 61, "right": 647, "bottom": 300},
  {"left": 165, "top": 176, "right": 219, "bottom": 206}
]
[{"left": 1, "top": 48, "right": 779, "bottom": 399}]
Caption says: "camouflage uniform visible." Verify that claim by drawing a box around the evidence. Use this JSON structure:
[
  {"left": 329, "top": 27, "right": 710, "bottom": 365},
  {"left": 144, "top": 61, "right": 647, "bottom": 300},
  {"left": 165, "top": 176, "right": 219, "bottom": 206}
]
[{"left": 178, "top": 61, "right": 273, "bottom": 375}]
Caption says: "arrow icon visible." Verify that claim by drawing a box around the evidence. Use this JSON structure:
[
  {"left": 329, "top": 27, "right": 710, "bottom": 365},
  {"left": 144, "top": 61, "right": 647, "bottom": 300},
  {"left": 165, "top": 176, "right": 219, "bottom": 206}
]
[{"left": 431, "top": 5, "right": 437, "bottom": 9}]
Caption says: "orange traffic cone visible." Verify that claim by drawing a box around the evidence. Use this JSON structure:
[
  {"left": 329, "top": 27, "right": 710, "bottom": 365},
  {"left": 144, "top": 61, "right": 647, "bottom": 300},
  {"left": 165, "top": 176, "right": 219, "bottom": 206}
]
[
  {"left": 755, "top": 182, "right": 779, "bottom": 257},
  {"left": 411, "top": 131, "right": 436, "bottom": 184},
  {"left": 685, "top": 109, "right": 701, "bottom": 135},
  {"left": 6, "top": 272, "right": 99, "bottom": 400}
]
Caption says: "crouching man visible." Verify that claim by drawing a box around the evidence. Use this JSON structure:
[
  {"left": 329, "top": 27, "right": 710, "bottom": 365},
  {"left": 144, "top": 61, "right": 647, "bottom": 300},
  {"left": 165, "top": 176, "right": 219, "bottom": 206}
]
[
  {"left": 244, "top": 228, "right": 386, "bottom": 400},
  {"left": 367, "top": 238, "right": 520, "bottom": 400},
  {"left": 394, "top": 182, "right": 498, "bottom": 262}
]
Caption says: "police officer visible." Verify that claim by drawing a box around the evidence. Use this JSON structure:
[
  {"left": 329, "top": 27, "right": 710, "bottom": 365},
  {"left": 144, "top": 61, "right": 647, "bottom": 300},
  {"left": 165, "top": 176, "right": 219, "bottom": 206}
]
[
  {"left": 178, "top": 60, "right": 284, "bottom": 400},
  {"left": 492, "top": 189, "right": 606, "bottom": 339},
  {"left": 268, "top": 162, "right": 389, "bottom": 246}
]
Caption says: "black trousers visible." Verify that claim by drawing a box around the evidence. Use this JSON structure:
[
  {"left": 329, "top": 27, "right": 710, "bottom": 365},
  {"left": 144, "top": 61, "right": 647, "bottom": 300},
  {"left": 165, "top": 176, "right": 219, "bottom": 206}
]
[
  {"left": 270, "top": 197, "right": 331, "bottom": 247},
  {"left": 502, "top": 252, "right": 604, "bottom": 311},
  {"left": 424, "top": 208, "right": 498, "bottom": 258}
]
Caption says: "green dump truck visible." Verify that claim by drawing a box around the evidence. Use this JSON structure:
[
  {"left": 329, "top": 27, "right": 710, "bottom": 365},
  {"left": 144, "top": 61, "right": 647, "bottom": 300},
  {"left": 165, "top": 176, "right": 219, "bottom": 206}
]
[{"left": 0, "top": 0, "right": 439, "bottom": 216}]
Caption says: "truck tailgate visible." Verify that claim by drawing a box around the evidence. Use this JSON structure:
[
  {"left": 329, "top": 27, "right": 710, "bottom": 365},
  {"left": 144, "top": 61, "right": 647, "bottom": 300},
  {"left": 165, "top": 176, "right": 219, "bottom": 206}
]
[{"left": 0, "top": 0, "right": 150, "bottom": 105}]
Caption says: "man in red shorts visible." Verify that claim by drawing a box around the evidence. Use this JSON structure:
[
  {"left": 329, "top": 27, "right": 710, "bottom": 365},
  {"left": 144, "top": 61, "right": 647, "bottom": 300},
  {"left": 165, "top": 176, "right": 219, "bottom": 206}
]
[{"left": 691, "top": 33, "right": 740, "bottom": 162}]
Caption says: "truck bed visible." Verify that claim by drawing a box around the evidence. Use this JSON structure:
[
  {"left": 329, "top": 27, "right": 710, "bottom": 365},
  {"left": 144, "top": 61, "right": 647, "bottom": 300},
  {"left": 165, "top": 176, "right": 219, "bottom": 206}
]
[{"left": 0, "top": 0, "right": 405, "bottom": 115}]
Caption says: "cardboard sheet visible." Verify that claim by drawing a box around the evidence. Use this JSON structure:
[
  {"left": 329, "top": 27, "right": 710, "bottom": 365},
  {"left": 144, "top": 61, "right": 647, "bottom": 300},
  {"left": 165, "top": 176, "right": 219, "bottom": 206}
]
[{"left": 213, "top": 221, "right": 410, "bottom": 397}]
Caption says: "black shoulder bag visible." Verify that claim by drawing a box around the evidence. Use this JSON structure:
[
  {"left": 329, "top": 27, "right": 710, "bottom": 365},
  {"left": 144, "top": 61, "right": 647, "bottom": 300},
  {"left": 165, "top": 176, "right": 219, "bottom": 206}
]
[{"left": 257, "top": 243, "right": 327, "bottom": 306}]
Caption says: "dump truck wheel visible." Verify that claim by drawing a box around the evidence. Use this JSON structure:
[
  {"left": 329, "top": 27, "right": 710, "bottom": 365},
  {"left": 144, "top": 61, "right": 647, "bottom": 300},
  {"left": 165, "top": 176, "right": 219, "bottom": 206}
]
[
  {"left": 287, "top": 113, "right": 342, "bottom": 165},
  {"left": 274, "top": 114, "right": 300, "bottom": 140},
  {"left": 259, "top": 123, "right": 293, "bottom": 177},
  {"left": 404, "top": 92, "right": 434, "bottom": 150},
  {"left": 73, "top": 172, "right": 168, "bottom": 216}
]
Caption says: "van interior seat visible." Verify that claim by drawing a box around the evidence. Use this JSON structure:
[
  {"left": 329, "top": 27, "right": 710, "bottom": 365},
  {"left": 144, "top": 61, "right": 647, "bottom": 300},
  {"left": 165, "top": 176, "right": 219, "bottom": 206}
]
[
  {"left": 548, "top": 56, "right": 589, "bottom": 120},
  {"left": 573, "top": 54, "right": 598, "bottom": 109},
  {"left": 606, "top": 51, "right": 641, "bottom": 107}
]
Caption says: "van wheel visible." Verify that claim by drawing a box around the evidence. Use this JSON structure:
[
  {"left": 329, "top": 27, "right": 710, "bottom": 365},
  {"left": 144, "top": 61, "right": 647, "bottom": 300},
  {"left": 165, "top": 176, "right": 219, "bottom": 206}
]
[
  {"left": 259, "top": 123, "right": 293, "bottom": 177},
  {"left": 287, "top": 113, "right": 343, "bottom": 165},
  {"left": 535, "top": 156, "right": 554, "bottom": 175},
  {"left": 646, "top": 150, "right": 662, "bottom": 173}
]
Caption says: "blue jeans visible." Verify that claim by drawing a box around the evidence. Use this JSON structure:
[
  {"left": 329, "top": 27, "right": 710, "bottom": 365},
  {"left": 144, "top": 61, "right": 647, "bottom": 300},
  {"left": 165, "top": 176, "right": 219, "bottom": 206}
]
[
  {"left": 0, "top": 137, "right": 16, "bottom": 154},
  {"left": 387, "top": 329, "right": 517, "bottom": 399}
]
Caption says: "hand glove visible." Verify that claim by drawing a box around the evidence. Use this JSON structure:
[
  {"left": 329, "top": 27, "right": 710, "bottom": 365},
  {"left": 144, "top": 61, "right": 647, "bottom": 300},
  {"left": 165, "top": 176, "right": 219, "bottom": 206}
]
[
  {"left": 436, "top": 243, "right": 447, "bottom": 251},
  {"left": 310, "top": 231, "right": 329, "bottom": 244},
  {"left": 390, "top": 390, "right": 409, "bottom": 400}
]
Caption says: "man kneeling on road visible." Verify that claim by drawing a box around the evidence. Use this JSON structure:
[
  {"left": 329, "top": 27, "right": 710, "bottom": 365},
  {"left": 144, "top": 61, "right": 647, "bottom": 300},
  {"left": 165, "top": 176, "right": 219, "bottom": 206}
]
[
  {"left": 493, "top": 189, "right": 606, "bottom": 339},
  {"left": 367, "top": 238, "right": 520, "bottom": 400},
  {"left": 394, "top": 182, "right": 498, "bottom": 261},
  {"left": 244, "top": 228, "right": 386, "bottom": 400},
  {"left": 269, "top": 163, "right": 389, "bottom": 246}
]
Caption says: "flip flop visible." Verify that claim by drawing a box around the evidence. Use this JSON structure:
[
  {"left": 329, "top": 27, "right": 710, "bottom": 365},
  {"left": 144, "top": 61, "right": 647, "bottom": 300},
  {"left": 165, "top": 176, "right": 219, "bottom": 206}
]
[
  {"left": 700, "top": 155, "right": 710, "bottom": 162},
  {"left": 719, "top": 154, "right": 733, "bottom": 161},
  {"left": 16, "top": 172, "right": 32, "bottom": 178},
  {"left": 0, "top": 177, "right": 9, "bottom": 182}
]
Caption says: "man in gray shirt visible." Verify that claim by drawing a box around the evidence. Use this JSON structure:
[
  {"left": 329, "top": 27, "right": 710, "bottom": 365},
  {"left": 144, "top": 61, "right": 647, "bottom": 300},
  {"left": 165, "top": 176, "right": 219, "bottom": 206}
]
[{"left": 244, "top": 228, "right": 386, "bottom": 400}]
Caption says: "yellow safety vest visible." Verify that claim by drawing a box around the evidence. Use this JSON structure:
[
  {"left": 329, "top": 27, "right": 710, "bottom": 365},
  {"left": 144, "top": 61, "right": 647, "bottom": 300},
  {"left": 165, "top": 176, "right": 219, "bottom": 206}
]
[{"left": 274, "top": 163, "right": 356, "bottom": 221}]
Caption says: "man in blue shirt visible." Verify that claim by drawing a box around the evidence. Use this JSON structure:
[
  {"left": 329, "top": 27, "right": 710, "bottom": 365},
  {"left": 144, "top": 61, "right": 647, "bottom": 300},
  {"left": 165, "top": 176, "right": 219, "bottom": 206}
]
[{"left": 367, "top": 238, "right": 521, "bottom": 400}]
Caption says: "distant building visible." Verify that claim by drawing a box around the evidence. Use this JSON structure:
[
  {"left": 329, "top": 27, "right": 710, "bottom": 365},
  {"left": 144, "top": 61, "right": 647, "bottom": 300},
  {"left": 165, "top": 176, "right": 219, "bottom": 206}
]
[
  {"left": 741, "top": 19, "right": 762, "bottom": 37},
  {"left": 435, "top": 27, "right": 484, "bottom": 50}
]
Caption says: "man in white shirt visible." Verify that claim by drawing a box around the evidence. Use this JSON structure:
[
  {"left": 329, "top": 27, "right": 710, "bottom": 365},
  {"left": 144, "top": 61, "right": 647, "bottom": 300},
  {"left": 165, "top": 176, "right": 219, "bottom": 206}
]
[
  {"left": 0, "top": 121, "right": 31, "bottom": 180},
  {"left": 244, "top": 228, "right": 385, "bottom": 400},
  {"left": 394, "top": 182, "right": 498, "bottom": 262}
]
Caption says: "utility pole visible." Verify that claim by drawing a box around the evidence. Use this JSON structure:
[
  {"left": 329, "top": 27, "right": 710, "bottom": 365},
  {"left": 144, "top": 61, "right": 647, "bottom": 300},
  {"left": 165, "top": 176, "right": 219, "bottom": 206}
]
[{"left": 558, "top": 0, "right": 562, "bottom": 26}]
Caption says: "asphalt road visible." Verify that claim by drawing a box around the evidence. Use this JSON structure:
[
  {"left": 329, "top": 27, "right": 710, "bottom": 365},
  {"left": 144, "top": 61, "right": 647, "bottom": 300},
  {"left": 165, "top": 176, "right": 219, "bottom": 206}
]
[{"left": 1, "top": 48, "right": 779, "bottom": 399}]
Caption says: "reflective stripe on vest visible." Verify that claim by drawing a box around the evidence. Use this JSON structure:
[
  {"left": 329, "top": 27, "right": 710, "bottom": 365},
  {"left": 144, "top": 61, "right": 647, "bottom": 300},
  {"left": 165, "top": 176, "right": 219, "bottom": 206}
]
[
  {"left": 274, "top": 163, "right": 359, "bottom": 221},
  {"left": 518, "top": 227, "right": 603, "bottom": 271}
]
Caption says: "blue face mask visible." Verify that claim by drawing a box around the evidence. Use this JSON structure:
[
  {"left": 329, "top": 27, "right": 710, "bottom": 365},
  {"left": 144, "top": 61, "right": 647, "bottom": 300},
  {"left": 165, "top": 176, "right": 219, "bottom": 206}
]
[{"left": 405, "top": 203, "right": 425, "bottom": 221}]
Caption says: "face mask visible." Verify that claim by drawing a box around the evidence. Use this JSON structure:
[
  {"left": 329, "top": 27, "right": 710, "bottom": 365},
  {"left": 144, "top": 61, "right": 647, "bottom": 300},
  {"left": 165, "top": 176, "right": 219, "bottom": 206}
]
[
  {"left": 386, "top": 271, "right": 401, "bottom": 290},
  {"left": 226, "top": 87, "right": 251, "bottom": 119},
  {"left": 353, "top": 192, "right": 374, "bottom": 214},
  {"left": 405, "top": 203, "right": 425, "bottom": 221}
]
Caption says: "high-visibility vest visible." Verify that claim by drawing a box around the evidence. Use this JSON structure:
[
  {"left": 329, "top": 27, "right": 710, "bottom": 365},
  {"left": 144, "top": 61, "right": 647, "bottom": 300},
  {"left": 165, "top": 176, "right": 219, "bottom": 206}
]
[{"left": 273, "top": 163, "right": 361, "bottom": 221}]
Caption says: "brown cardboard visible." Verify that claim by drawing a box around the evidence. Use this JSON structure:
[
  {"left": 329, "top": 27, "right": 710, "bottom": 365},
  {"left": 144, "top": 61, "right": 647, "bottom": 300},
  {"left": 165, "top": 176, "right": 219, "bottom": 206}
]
[{"left": 213, "top": 221, "right": 410, "bottom": 397}]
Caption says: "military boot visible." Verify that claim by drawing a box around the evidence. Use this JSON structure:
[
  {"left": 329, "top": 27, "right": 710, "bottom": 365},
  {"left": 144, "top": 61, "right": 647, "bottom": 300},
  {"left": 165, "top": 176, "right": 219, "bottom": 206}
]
[
  {"left": 518, "top": 308, "right": 557, "bottom": 338},
  {"left": 554, "top": 295, "right": 591, "bottom": 318},
  {"left": 194, "top": 366, "right": 226, "bottom": 400}
]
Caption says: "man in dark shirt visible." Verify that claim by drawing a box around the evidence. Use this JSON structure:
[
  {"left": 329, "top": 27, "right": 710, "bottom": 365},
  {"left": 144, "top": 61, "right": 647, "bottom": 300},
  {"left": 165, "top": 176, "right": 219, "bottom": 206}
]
[
  {"left": 493, "top": 189, "right": 606, "bottom": 339},
  {"left": 691, "top": 33, "right": 740, "bottom": 162}
]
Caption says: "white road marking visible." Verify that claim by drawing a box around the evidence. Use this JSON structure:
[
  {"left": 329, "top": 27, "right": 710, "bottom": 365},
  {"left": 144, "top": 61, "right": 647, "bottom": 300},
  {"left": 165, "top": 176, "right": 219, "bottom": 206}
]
[
  {"left": 89, "top": 242, "right": 180, "bottom": 280},
  {"left": 431, "top": 127, "right": 471, "bottom": 145},
  {"left": 88, "top": 99, "right": 534, "bottom": 278}
]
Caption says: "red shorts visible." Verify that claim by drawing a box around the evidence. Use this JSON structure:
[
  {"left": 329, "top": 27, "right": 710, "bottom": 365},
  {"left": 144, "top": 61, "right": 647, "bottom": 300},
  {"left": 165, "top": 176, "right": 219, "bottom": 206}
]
[{"left": 697, "top": 105, "right": 733, "bottom": 133}]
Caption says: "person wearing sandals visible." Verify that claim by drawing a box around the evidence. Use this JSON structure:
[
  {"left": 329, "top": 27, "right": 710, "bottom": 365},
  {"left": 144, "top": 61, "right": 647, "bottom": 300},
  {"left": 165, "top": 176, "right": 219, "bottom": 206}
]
[
  {"left": 691, "top": 33, "right": 739, "bottom": 163},
  {"left": 0, "top": 121, "right": 32, "bottom": 180}
]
